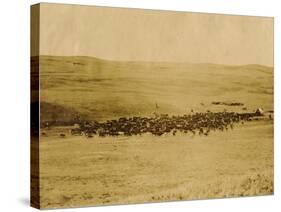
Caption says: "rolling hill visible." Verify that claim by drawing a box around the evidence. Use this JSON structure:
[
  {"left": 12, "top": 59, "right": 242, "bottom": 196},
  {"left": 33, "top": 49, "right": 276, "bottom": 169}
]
[{"left": 37, "top": 55, "right": 273, "bottom": 122}]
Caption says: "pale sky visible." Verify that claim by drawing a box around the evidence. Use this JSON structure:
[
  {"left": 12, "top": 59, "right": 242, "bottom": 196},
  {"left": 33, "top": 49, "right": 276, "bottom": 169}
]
[{"left": 37, "top": 3, "right": 273, "bottom": 66}]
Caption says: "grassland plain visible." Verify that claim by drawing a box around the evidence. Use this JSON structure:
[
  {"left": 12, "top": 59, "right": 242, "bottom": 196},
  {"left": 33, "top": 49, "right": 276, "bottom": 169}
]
[{"left": 36, "top": 56, "right": 273, "bottom": 208}]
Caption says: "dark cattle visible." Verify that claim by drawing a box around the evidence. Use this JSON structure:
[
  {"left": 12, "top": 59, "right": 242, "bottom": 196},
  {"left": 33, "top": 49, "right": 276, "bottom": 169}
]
[
  {"left": 67, "top": 110, "right": 263, "bottom": 137},
  {"left": 60, "top": 133, "right": 66, "bottom": 138},
  {"left": 71, "top": 128, "right": 82, "bottom": 136}
]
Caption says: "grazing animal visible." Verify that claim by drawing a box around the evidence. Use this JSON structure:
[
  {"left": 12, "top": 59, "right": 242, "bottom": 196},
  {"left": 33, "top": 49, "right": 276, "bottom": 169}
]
[
  {"left": 65, "top": 109, "right": 262, "bottom": 138},
  {"left": 199, "top": 128, "right": 204, "bottom": 135},
  {"left": 71, "top": 128, "right": 82, "bottom": 136},
  {"left": 60, "top": 133, "right": 66, "bottom": 138}
]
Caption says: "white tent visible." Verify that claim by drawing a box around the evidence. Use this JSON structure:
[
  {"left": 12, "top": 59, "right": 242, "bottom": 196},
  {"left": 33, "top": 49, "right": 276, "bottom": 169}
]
[{"left": 255, "top": 108, "right": 264, "bottom": 116}]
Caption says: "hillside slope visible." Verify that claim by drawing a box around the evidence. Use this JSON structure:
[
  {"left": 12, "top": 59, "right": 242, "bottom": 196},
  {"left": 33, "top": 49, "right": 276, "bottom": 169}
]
[{"left": 38, "top": 56, "right": 273, "bottom": 122}]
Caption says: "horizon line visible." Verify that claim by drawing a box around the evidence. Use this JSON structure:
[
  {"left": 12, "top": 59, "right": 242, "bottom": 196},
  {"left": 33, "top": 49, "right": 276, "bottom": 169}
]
[{"left": 31, "top": 55, "right": 274, "bottom": 68}]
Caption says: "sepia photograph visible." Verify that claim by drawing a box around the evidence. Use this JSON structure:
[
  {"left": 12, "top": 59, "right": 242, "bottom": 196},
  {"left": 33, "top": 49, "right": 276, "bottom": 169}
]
[{"left": 31, "top": 3, "right": 273, "bottom": 209}]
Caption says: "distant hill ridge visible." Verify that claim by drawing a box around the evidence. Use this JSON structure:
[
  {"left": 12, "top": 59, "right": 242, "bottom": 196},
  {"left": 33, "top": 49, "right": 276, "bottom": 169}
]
[
  {"left": 36, "top": 55, "right": 273, "bottom": 123},
  {"left": 34, "top": 55, "right": 273, "bottom": 70}
]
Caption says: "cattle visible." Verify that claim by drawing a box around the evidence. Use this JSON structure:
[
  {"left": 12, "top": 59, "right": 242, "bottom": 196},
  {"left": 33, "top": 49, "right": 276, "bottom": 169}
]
[
  {"left": 66, "top": 110, "right": 264, "bottom": 138},
  {"left": 71, "top": 128, "right": 82, "bottom": 136},
  {"left": 59, "top": 133, "right": 66, "bottom": 138}
]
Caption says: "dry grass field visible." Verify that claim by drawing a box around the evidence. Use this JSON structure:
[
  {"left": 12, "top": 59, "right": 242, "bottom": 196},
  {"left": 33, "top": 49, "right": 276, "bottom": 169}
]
[
  {"left": 39, "top": 120, "right": 273, "bottom": 208},
  {"left": 36, "top": 56, "right": 273, "bottom": 208}
]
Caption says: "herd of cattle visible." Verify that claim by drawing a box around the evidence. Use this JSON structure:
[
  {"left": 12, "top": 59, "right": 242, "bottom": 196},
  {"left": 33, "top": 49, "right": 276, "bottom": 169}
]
[{"left": 69, "top": 110, "right": 265, "bottom": 138}]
